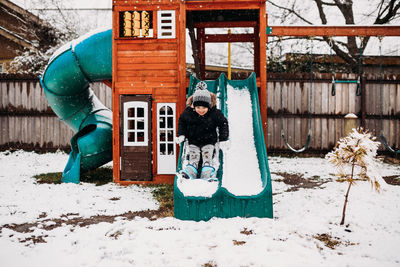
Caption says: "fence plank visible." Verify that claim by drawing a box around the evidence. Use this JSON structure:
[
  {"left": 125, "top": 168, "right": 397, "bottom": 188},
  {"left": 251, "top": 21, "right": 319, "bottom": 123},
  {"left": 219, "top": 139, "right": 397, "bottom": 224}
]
[
  {"left": 274, "top": 82, "right": 282, "bottom": 148},
  {"left": 294, "top": 82, "right": 302, "bottom": 147},
  {"left": 1, "top": 82, "right": 6, "bottom": 108},
  {"left": 396, "top": 84, "right": 400, "bottom": 115},
  {"left": 321, "top": 83, "right": 329, "bottom": 149},
  {"left": 348, "top": 74, "right": 356, "bottom": 114},
  {"left": 287, "top": 82, "right": 294, "bottom": 147}
]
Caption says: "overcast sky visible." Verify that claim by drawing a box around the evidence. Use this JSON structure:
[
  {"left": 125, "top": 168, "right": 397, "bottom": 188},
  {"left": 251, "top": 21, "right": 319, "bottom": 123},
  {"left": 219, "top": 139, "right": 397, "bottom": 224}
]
[{"left": 10, "top": 0, "right": 111, "bottom": 9}]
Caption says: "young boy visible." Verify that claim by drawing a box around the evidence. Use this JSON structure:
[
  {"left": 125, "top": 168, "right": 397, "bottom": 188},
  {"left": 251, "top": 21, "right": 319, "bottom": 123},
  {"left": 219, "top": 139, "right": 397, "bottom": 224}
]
[{"left": 176, "top": 81, "right": 229, "bottom": 180}]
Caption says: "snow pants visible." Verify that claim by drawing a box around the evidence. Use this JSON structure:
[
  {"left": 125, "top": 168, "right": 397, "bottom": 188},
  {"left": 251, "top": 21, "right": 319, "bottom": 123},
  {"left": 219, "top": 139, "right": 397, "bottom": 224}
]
[{"left": 188, "top": 144, "right": 215, "bottom": 169}]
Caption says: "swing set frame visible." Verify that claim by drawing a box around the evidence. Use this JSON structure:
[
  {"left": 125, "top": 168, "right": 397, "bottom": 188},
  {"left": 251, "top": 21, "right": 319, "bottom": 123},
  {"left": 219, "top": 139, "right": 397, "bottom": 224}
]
[{"left": 266, "top": 24, "right": 400, "bottom": 153}]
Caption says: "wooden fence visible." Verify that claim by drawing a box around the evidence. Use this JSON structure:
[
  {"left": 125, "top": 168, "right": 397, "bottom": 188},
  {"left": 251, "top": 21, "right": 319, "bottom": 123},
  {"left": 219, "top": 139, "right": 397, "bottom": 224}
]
[
  {"left": 266, "top": 73, "right": 400, "bottom": 153},
  {"left": 0, "top": 76, "right": 111, "bottom": 151},
  {"left": 0, "top": 73, "right": 399, "bottom": 153}
]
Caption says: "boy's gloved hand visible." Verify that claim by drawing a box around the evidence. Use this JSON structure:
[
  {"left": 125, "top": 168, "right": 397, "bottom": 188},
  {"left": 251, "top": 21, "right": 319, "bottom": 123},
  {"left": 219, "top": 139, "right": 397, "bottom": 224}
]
[
  {"left": 175, "top": 135, "right": 185, "bottom": 145},
  {"left": 219, "top": 140, "right": 230, "bottom": 152}
]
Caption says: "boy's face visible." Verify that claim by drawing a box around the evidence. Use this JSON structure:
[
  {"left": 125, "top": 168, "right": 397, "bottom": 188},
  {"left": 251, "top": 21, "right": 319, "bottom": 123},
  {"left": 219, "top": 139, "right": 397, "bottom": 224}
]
[{"left": 195, "top": 106, "right": 209, "bottom": 116}]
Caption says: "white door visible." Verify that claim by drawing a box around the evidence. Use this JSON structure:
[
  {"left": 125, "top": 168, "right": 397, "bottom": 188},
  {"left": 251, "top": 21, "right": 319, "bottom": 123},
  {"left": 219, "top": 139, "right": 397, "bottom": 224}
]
[{"left": 157, "top": 103, "right": 176, "bottom": 174}]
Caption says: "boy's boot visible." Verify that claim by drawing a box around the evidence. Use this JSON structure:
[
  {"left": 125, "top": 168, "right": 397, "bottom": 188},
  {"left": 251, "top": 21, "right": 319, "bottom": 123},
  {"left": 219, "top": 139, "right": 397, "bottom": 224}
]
[
  {"left": 200, "top": 144, "right": 217, "bottom": 181},
  {"left": 200, "top": 165, "right": 217, "bottom": 181},
  {"left": 181, "top": 164, "right": 198, "bottom": 180},
  {"left": 181, "top": 144, "right": 200, "bottom": 179}
]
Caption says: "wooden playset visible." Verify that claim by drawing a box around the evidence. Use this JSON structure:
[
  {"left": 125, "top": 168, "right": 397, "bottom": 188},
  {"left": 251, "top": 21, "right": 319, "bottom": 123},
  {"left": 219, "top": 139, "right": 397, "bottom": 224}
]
[{"left": 111, "top": 0, "right": 268, "bottom": 185}]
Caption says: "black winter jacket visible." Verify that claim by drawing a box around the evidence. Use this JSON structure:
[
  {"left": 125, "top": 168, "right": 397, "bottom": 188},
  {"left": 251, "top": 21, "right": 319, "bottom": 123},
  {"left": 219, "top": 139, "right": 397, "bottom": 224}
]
[{"left": 177, "top": 102, "right": 229, "bottom": 148}]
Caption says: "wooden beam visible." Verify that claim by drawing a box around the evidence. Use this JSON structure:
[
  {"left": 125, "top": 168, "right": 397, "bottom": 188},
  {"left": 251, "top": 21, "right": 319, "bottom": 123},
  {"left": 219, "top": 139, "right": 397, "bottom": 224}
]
[
  {"left": 186, "top": 2, "right": 262, "bottom": 11},
  {"left": 194, "top": 21, "right": 257, "bottom": 28},
  {"left": 267, "top": 25, "right": 400, "bottom": 37},
  {"left": 204, "top": 33, "right": 255, "bottom": 43}
]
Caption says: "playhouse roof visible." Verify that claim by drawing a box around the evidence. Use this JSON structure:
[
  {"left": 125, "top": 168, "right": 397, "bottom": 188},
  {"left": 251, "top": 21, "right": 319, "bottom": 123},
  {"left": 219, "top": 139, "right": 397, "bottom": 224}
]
[
  {"left": 0, "top": 0, "right": 54, "bottom": 61},
  {"left": 0, "top": 0, "right": 48, "bottom": 50}
]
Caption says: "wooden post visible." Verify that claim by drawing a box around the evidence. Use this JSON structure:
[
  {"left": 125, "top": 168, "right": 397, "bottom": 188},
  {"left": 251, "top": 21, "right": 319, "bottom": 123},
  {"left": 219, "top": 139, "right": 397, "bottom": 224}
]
[
  {"left": 259, "top": 4, "right": 267, "bottom": 145},
  {"left": 254, "top": 23, "right": 260, "bottom": 76},
  {"left": 197, "top": 28, "right": 206, "bottom": 80},
  {"left": 344, "top": 113, "right": 358, "bottom": 136},
  {"left": 228, "top": 29, "right": 232, "bottom": 79},
  {"left": 179, "top": 1, "right": 187, "bottom": 117}
]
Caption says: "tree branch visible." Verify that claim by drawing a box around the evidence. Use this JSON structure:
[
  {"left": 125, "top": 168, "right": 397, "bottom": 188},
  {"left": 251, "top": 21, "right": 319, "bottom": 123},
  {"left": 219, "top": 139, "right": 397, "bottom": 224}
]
[
  {"left": 267, "top": 0, "right": 314, "bottom": 25},
  {"left": 375, "top": 0, "right": 400, "bottom": 24},
  {"left": 314, "top": 0, "right": 328, "bottom": 24}
]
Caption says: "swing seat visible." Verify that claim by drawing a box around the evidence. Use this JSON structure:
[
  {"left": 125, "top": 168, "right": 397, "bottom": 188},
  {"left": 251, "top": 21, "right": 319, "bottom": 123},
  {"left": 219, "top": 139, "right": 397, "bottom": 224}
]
[
  {"left": 333, "top": 80, "right": 358, "bottom": 84},
  {"left": 331, "top": 79, "right": 361, "bottom": 96}
]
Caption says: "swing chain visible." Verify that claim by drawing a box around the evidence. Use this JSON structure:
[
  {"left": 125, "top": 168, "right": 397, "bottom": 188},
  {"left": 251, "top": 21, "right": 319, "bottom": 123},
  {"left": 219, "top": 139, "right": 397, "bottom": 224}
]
[
  {"left": 278, "top": 36, "right": 312, "bottom": 153},
  {"left": 355, "top": 36, "right": 365, "bottom": 96},
  {"left": 328, "top": 37, "right": 336, "bottom": 96}
]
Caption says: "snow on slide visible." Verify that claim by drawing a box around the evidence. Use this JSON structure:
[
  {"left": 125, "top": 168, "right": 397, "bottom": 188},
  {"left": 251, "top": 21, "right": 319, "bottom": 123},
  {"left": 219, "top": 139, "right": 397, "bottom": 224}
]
[
  {"left": 177, "top": 84, "right": 263, "bottom": 197},
  {"left": 176, "top": 177, "right": 219, "bottom": 197},
  {"left": 222, "top": 85, "right": 263, "bottom": 196}
]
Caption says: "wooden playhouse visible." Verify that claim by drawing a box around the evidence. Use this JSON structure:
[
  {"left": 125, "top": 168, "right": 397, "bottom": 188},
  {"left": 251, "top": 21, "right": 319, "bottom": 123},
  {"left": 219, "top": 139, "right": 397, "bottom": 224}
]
[{"left": 111, "top": 0, "right": 268, "bottom": 184}]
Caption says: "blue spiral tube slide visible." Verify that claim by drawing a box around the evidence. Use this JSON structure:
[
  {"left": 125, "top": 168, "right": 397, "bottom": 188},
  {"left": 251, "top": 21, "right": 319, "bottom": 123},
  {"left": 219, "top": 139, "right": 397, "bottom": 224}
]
[{"left": 39, "top": 29, "right": 113, "bottom": 183}]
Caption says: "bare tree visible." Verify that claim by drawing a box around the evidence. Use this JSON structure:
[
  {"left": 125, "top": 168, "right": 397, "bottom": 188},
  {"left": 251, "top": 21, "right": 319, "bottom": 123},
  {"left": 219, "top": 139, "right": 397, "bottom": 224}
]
[
  {"left": 8, "top": 0, "right": 83, "bottom": 74},
  {"left": 267, "top": 0, "right": 400, "bottom": 72}
]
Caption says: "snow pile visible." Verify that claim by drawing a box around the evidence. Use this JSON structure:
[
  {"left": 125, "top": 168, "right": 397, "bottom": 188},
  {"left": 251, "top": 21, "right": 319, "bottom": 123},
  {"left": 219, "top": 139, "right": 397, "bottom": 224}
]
[
  {"left": 176, "top": 175, "right": 219, "bottom": 197},
  {"left": 0, "top": 151, "right": 400, "bottom": 266},
  {"left": 222, "top": 85, "right": 263, "bottom": 195}
]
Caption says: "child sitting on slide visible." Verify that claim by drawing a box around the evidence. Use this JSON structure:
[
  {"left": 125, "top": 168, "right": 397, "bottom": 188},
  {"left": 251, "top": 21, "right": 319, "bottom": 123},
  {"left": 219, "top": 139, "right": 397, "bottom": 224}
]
[{"left": 176, "top": 81, "right": 230, "bottom": 180}]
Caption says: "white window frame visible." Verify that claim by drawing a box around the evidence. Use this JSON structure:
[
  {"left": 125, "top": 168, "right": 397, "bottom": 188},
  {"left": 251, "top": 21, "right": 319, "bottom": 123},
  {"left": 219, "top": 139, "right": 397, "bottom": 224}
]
[
  {"left": 157, "top": 10, "right": 176, "bottom": 39},
  {"left": 157, "top": 103, "right": 176, "bottom": 174},
  {"left": 123, "top": 101, "right": 148, "bottom": 146}
]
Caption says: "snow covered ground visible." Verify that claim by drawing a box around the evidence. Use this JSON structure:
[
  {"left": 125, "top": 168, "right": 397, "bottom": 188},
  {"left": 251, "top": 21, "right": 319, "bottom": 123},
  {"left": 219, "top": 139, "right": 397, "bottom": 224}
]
[{"left": 0, "top": 150, "right": 399, "bottom": 267}]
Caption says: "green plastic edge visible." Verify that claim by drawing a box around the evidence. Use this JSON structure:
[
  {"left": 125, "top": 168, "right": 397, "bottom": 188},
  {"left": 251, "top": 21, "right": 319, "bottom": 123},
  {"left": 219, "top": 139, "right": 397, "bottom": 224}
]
[{"left": 174, "top": 73, "right": 273, "bottom": 221}]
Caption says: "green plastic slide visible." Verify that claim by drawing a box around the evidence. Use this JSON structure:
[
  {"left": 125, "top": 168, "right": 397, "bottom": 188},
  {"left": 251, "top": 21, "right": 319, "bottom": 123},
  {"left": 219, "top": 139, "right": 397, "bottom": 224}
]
[
  {"left": 39, "top": 29, "right": 113, "bottom": 183},
  {"left": 174, "top": 73, "right": 273, "bottom": 221}
]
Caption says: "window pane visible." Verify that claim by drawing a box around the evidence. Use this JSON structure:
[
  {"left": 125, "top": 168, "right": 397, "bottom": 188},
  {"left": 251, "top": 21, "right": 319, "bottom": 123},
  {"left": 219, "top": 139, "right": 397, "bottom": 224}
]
[
  {"left": 168, "top": 143, "right": 174, "bottom": 155},
  {"left": 128, "top": 132, "right": 135, "bottom": 142},
  {"left": 128, "top": 108, "right": 135, "bottom": 117},
  {"left": 167, "top": 130, "right": 173, "bottom": 141},
  {"left": 128, "top": 120, "right": 135, "bottom": 130},
  {"left": 167, "top": 106, "right": 173, "bottom": 115},
  {"left": 167, "top": 116, "right": 173, "bottom": 128},
  {"left": 137, "top": 107, "right": 144, "bottom": 117},
  {"left": 160, "top": 106, "right": 166, "bottom": 115},
  {"left": 160, "top": 130, "right": 166, "bottom": 142},
  {"left": 137, "top": 132, "right": 145, "bottom": 142},
  {"left": 160, "top": 144, "right": 166, "bottom": 155},
  {"left": 137, "top": 121, "right": 144, "bottom": 130},
  {"left": 159, "top": 117, "right": 165, "bottom": 128}
]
